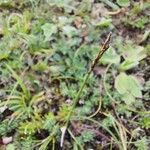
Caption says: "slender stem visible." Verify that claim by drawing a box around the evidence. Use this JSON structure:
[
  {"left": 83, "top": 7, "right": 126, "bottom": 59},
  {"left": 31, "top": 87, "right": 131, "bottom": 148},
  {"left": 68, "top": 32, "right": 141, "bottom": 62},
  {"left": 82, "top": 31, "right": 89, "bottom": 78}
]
[
  {"left": 66, "top": 33, "right": 111, "bottom": 125},
  {"left": 61, "top": 32, "right": 112, "bottom": 147},
  {"left": 65, "top": 72, "right": 91, "bottom": 126}
]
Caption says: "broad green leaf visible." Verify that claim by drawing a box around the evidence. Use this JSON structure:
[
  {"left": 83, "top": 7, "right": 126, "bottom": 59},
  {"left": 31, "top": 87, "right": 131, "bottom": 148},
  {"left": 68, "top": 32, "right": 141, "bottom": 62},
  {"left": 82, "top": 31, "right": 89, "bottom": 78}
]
[
  {"left": 128, "top": 75, "right": 142, "bottom": 97},
  {"left": 41, "top": 23, "right": 57, "bottom": 41},
  {"left": 119, "top": 60, "right": 139, "bottom": 71},
  {"left": 115, "top": 73, "right": 128, "bottom": 95},
  {"left": 119, "top": 43, "right": 146, "bottom": 70},
  {"left": 122, "top": 94, "right": 135, "bottom": 105},
  {"left": 62, "top": 25, "right": 78, "bottom": 38},
  {"left": 117, "top": 0, "right": 130, "bottom": 7},
  {"left": 115, "top": 73, "right": 142, "bottom": 104},
  {"left": 101, "top": 47, "right": 120, "bottom": 64},
  {"left": 124, "top": 45, "right": 146, "bottom": 62},
  {"left": 121, "top": 44, "right": 146, "bottom": 61}
]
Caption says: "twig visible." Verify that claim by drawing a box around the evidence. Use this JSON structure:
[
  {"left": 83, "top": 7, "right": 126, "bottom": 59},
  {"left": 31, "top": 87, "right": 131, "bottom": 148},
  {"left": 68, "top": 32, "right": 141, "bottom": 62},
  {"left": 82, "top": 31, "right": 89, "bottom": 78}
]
[
  {"left": 60, "top": 32, "right": 112, "bottom": 147},
  {"left": 106, "top": 8, "right": 126, "bottom": 15}
]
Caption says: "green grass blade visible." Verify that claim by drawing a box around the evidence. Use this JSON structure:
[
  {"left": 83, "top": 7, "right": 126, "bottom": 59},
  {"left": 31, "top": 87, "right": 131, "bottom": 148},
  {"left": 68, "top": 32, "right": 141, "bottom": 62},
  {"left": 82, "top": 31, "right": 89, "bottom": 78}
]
[{"left": 5, "top": 64, "right": 31, "bottom": 100}]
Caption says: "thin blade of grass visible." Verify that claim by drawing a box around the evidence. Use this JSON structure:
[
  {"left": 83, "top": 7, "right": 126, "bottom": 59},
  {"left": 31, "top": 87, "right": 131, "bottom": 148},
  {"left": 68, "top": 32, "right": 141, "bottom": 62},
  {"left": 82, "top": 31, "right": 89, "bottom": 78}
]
[{"left": 5, "top": 64, "right": 31, "bottom": 100}]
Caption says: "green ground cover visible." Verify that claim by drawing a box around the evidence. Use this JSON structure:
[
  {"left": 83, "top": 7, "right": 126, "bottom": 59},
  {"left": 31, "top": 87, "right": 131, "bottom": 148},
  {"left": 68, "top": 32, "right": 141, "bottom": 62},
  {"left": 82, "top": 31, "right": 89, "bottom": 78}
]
[{"left": 0, "top": 0, "right": 150, "bottom": 149}]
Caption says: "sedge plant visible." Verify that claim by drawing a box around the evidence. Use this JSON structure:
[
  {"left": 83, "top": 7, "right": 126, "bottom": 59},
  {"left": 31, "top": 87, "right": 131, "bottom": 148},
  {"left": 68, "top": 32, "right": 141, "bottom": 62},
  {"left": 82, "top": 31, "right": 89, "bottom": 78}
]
[{"left": 61, "top": 32, "right": 112, "bottom": 147}]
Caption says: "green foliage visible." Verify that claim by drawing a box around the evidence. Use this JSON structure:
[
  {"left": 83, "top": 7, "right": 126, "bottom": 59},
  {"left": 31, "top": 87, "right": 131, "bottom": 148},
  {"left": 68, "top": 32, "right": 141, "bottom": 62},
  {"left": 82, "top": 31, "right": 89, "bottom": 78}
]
[
  {"left": 119, "top": 42, "right": 146, "bottom": 71},
  {"left": 101, "top": 41, "right": 146, "bottom": 71},
  {"left": 132, "top": 2, "right": 142, "bottom": 14},
  {"left": 41, "top": 23, "right": 57, "bottom": 42},
  {"left": 101, "top": 47, "right": 120, "bottom": 64},
  {"left": 61, "top": 82, "right": 78, "bottom": 99},
  {"left": 81, "top": 131, "right": 94, "bottom": 143},
  {"left": 43, "top": 113, "right": 56, "bottom": 132},
  {"left": 124, "top": 16, "right": 148, "bottom": 29},
  {"left": 57, "top": 104, "right": 72, "bottom": 121},
  {"left": 19, "top": 118, "right": 42, "bottom": 135},
  {"left": 0, "top": 0, "right": 14, "bottom": 8},
  {"left": 115, "top": 73, "right": 142, "bottom": 105},
  {"left": 32, "top": 61, "right": 48, "bottom": 72},
  {"left": 6, "top": 64, "right": 31, "bottom": 100},
  {"left": 102, "top": 115, "right": 114, "bottom": 128},
  {"left": 0, "top": 35, "right": 21, "bottom": 60},
  {"left": 0, "top": 0, "right": 149, "bottom": 149},
  {"left": 134, "top": 137, "right": 148, "bottom": 150},
  {"left": 96, "top": 17, "right": 112, "bottom": 28},
  {"left": 117, "top": 0, "right": 130, "bottom": 7},
  {"left": 16, "top": 136, "right": 35, "bottom": 150},
  {"left": 63, "top": 25, "right": 78, "bottom": 38},
  {"left": 76, "top": 131, "right": 94, "bottom": 145},
  {"left": 46, "top": 0, "right": 74, "bottom": 11},
  {"left": 0, "top": 116, "right": 27, "bottom": 136},
  {"left": 121, "top": 1, "right": 149, "bottom": 30},
  {"left": 140, "top": 117, "right": 150, "bottom": 129}
]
